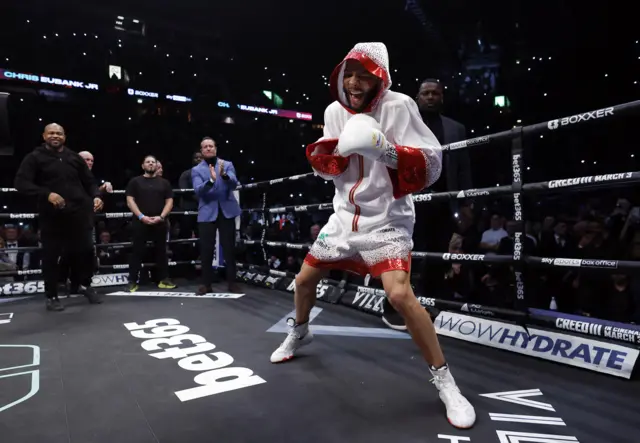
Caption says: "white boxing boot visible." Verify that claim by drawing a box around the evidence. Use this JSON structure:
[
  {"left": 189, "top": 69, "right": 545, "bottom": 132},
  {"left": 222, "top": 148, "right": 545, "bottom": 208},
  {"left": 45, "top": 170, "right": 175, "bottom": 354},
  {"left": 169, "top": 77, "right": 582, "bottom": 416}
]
[
  {"left": 430, "top": 364, "right": 476, "bottom": 429},
  {"left": 270, "top": 318, "right": 314, "bottom": 363}
]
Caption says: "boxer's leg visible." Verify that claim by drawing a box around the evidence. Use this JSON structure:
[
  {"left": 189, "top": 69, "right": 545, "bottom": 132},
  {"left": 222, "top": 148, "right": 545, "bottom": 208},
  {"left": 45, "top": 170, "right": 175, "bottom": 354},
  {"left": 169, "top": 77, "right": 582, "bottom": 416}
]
[
  {"left": 359, "top": 226, "right": 475, "bottom": 429},
  {"left": 271, "top": 215, "right": 354, "bottom": 363},
  {"left": 380, "top": 269, "right": 475, "bottom": 428},
  {"left": 270, "top": 263, "right": 328, "bottom": 363},
  {"left": 380, "top": 270, "right": 445, "bottom": 366},
  {"left": 294, "top": 263, "right": 329, "bottom": 325}
]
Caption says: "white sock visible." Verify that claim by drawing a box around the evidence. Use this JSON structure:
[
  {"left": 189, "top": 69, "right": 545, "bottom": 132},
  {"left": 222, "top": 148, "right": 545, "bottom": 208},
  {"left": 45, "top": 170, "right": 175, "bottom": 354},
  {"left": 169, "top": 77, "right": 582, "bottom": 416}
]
[{"left": 295, "top": 321, "right": 309, "bottom": 337}]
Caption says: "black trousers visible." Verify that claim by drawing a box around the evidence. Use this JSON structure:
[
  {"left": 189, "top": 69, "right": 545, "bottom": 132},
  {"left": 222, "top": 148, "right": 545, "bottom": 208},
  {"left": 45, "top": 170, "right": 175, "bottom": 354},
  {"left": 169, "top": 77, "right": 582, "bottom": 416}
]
[
  {"left": 129, "top": 220, "right": 168, "bottom": 284},
  {"left": 40, "top": 212, "right": 94, "bottom": 298},
  {"left": 199, "top": 216, "right": 236, "bottom": 287},
  {"left": 59, "top": 227, "right": 96, "bottom": 286}
]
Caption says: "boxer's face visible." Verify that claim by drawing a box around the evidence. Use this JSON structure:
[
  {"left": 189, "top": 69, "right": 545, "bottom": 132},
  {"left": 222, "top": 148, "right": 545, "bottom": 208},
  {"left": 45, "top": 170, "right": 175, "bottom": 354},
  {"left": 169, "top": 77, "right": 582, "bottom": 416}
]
[{"left": 343, "top": 59, "right": 380, "bottom": 112}]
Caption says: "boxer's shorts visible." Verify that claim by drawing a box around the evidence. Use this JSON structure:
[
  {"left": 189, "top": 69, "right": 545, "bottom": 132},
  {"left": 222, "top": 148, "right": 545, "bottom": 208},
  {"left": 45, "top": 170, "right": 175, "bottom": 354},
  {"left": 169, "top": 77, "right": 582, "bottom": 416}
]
[{"left": 304, "top": 214, "right": 412, "bottom": 277}]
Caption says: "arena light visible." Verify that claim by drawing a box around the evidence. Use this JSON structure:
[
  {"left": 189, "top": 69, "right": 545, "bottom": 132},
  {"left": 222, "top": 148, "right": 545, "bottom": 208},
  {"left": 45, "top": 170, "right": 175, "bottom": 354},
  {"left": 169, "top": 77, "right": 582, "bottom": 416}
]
[
  {"left": 115, "top": 15, "right": 145, "bottom": 36},
  {"left": 109, "top": 65, "right": 122, "bottom": 80}
]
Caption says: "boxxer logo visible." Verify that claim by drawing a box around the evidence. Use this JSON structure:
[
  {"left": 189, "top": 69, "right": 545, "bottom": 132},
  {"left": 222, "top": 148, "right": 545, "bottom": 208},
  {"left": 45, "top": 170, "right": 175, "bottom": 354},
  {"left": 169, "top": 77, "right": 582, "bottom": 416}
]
[
  {"left": 124, "top": 318, "right": 266, "bottom": 402},
  {"left": 442, "top": 253, "right": 484, "bottom": 261},
  {"left": 547, "top": 106, "right": 614, "bottom": 130}
]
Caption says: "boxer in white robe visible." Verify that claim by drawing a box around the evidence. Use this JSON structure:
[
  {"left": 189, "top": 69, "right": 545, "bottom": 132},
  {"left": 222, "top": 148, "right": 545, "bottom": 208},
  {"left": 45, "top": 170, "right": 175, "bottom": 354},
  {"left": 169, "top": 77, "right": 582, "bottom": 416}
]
[{"left": 270, "top": 42, "right": 476, "bottom": 429}]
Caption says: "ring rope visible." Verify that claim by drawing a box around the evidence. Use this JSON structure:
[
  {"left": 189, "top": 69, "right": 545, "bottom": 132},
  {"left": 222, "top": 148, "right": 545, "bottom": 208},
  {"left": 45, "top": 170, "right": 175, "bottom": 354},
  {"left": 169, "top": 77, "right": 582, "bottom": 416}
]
[
  {"left": 2, "top": 171, "right": 638, "bottom": 221},
  {"left": 0, "top": 99, "right": 636, "bottom": 196}
]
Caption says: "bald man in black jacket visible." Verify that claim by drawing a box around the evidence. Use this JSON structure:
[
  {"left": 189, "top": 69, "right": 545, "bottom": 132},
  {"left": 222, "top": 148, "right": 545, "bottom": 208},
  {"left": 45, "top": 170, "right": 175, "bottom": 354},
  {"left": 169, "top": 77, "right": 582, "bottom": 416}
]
[{"left": 14, "top": 123, "right": 104, "bottom": 311}]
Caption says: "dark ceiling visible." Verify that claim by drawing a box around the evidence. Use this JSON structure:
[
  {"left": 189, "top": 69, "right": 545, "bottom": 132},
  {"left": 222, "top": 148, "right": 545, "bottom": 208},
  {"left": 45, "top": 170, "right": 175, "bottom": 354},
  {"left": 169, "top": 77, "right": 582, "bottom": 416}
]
[{"left": 6, "top": 0, "right": 629, "bottom": 73}]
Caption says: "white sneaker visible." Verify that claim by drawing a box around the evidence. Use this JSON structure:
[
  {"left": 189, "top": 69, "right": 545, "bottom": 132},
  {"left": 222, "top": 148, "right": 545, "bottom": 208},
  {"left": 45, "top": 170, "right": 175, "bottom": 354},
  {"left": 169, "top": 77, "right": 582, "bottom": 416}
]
[
  {"left": 270, "top": 319, "right": 314, "bottom": 363},
  {"left": 430, "top": 365, "right": 476, "bottom": 429}
]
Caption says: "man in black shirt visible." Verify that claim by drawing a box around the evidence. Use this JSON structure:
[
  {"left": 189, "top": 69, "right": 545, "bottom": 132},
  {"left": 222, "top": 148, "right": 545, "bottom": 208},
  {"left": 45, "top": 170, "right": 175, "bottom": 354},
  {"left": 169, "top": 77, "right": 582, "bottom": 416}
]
[
  {"left": 14, "top": 123, "right": 104, "bottom": 311},
  {"left": 125, "top": 155, "right": 176, "bottom": 292}
]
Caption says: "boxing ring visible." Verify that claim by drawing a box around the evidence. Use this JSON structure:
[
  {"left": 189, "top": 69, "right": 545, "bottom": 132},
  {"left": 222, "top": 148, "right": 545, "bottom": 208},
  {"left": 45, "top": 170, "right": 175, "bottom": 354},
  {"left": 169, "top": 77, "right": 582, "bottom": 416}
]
[{"left": 1, "top": 100, "right": 640, "bottom": 443}]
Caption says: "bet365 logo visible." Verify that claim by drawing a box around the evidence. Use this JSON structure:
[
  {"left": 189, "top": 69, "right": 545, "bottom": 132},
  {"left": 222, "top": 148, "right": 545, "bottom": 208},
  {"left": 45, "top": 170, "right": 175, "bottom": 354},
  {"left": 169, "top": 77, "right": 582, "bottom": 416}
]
[{"left": 0, "top": 281, "right": 44, "bottom": 296}]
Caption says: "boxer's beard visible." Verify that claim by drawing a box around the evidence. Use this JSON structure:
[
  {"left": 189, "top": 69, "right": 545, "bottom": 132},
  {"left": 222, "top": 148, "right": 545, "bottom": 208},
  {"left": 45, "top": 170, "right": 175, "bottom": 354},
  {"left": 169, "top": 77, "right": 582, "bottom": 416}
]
[{"left": 346, "top": 87, "right": 378, "bottom": 112}]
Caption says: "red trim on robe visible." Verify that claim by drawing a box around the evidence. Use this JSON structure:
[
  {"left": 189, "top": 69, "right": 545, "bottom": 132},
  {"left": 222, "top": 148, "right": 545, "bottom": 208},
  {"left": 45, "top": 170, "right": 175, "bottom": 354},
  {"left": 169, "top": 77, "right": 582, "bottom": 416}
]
[
  {"left": 304, "top": 253, "right": 410, "bottom": 278},
  {"left": 387, "top": 145, "right": 428, "bottom": 199},
  {"left": 305, "top": 139, "right": 349, "bottom": 177}
]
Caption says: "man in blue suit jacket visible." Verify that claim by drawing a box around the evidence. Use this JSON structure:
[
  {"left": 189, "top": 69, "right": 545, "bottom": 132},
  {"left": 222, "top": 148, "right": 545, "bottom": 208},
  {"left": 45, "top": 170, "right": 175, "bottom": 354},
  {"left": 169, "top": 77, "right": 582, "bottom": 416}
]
[{"left": 191, "top": 137, "right": 242, "bottom": 294}]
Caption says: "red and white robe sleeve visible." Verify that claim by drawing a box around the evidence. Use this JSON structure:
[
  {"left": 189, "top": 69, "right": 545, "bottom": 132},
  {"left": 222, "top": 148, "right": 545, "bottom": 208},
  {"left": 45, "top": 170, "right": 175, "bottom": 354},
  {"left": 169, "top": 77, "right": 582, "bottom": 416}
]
[
  {"left": 305, "top": 106, "right": 349, "bottom": 181},
  {"left": 380, "top": 99, "right": 443, "bottom": 199}
]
